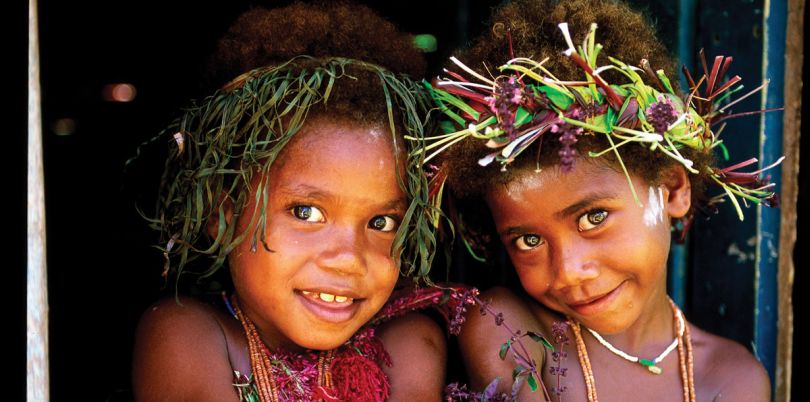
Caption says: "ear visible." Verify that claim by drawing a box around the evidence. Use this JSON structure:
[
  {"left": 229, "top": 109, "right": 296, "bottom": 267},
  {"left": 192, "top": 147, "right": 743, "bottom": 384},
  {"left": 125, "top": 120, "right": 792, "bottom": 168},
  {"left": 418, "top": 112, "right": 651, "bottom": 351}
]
[
  {"left": 661, "top": 165, "right": 691, "bottom": 219},
  {"left": 206, "top": 195, "right": 235, "bottom": 240}
]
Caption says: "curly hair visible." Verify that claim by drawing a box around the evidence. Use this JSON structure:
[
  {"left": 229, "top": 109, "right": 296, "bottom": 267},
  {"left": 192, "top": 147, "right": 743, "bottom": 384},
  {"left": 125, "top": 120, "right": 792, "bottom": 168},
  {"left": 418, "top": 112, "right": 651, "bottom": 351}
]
[
  {"left": 441, "top": 0, "right": 712, "bottom": 213},
  {"left": 207, "top": 1, "right": 426, "bottom": 85},
  {"left": 205, "top": 1, "right": 427, "bottom": 126},
  {"left": 144, "top": 1, "right": 438, "bottom": 288}
]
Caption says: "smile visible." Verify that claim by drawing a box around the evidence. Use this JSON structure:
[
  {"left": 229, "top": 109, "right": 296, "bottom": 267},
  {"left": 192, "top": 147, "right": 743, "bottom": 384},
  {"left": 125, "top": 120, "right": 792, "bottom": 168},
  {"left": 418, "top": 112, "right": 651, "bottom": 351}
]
[
  {"left": 300, "top": 290, "right": 354, "bottom": 304},
  {"left": 296, "top": 289, "right": 362, "bottom": 324},
  {"left": 568, "top": 281, "right": 626, "bottom": 317}
]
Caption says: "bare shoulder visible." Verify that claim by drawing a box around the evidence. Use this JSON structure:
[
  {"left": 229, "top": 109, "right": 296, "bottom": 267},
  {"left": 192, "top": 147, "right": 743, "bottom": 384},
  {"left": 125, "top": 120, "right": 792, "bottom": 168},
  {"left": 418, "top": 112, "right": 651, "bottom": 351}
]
[
  {"left": 378, "top": 312, "right": 447, "bottom": 401},
  {"left": 458, "top": 286, "right": 547, "bottom": 394},
  {"left": 690, "top": 324, "right": 771, "bottom": 402},
  {"left": 132, "top": 296, "right": 245, "bottom": 402},
  {"left": 470, "top": 286, "right": 543, "bottom": 326}
]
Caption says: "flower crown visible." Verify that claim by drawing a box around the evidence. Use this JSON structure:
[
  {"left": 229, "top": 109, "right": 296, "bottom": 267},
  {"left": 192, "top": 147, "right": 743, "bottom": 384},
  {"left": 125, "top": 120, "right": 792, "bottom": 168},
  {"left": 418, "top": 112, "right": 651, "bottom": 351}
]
[{"left": 415, "top": 22, "right": 782, "bottom": 223}]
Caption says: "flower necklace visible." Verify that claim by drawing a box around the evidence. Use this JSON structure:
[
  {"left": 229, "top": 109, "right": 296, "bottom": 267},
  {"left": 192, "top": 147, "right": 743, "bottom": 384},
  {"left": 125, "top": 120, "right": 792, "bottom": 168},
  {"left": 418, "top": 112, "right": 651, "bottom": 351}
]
[{"left": 569, "top": 298, "right": 696, "bottom": 402}]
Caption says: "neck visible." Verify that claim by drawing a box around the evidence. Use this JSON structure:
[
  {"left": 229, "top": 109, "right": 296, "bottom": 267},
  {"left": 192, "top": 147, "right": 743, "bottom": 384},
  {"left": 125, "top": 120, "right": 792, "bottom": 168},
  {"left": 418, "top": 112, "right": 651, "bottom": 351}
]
[
  {"left": 595, "top": 291, "right": 675, "bottom": 353},
  {"left": 232, "top": 294, "right": 307, "bottom": 353}
]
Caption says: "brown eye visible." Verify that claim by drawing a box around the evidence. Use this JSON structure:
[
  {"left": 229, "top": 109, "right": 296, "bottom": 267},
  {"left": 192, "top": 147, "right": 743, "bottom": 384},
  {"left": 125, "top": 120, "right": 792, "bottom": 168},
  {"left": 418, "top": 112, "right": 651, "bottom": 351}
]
[
  {"left": 578, "top": 210, "right": 608, "bottom": 232},
  {"left": 291, "top": 205, "right": 325, "bottom": 222},
  {"left": 369, "top": 216, "right": 397, "bottom": 232},
  {"left": 515, "top": 234, "right": 543, "bottom": 250}
]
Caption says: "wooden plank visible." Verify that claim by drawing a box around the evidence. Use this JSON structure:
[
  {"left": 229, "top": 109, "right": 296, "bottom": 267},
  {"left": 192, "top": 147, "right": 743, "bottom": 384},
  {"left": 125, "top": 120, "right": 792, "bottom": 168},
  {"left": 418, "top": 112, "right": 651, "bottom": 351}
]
[
  {"left": 774, "top": 1, "right": 803, "bottom": 399},
  {"left": 757, "top": 0, "right": 788, "bottom": 390},
  {"left": 27, "top": 0, "right": 50, "bottom": 400}
]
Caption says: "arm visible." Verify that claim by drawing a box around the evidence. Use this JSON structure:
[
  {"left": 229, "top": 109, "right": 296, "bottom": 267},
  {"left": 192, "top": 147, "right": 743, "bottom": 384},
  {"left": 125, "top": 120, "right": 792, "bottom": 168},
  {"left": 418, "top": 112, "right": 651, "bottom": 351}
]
[
  {"left": 132, "top": 297, "right": 241, "bottom": 402},
  {"left": 708, "top": 338, "right": 771, "bottom": 402},
  {"left": 458, "top": 286, "right": 549, "bottom": 401},
  {"left": 377, "top": 312, "right": 447, "bottom": 402}
]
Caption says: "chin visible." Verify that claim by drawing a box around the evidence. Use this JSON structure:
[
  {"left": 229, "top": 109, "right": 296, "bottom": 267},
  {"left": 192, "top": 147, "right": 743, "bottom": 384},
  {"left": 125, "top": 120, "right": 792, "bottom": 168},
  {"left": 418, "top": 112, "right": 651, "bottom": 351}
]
[
  {"left": 294, "top": 326, "right": 358, "bottom": 351},
  {"left": 298, "top": 337, "right": 349, "bottom": 351}
]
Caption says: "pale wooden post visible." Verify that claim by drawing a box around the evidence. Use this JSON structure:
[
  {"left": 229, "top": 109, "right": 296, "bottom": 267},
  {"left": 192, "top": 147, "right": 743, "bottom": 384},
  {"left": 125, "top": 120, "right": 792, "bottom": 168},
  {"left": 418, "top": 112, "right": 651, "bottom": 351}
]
[{"left": 27, "top": 0, "right": 49, "bottom": 399}]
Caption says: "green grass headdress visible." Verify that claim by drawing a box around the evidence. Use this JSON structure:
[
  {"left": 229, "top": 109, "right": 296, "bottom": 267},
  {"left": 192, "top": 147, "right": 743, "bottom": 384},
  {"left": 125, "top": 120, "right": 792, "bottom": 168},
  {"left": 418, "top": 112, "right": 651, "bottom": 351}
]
[{"left": 138, "top": 56, "right": 437, "bottom": 286}]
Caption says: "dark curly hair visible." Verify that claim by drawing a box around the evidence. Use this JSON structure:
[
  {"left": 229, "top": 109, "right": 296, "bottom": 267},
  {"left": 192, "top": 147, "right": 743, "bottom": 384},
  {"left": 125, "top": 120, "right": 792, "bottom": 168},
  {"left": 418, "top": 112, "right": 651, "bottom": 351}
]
[
  {"left": 205, "top": 1, "right": 427, "bottom": 126},
  {"left": 143, "top": 1, "right": 438, "bottom": 288},
  {"left": 207, "top": 2, "right": 426, "bottom": 83},
  {"left": 441, "top": 0, "right": 712, "bottom": 219}
]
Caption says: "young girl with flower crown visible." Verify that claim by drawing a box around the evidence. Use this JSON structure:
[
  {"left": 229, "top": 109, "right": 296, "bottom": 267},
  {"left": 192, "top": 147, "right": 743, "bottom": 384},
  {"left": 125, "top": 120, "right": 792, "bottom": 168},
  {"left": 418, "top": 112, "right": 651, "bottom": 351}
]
[
  {"left": 129, "top": 3, "right": 476, "bottom": 401},
  {"left": 424, "top": 0, "right": 777, "bottom": 400}
]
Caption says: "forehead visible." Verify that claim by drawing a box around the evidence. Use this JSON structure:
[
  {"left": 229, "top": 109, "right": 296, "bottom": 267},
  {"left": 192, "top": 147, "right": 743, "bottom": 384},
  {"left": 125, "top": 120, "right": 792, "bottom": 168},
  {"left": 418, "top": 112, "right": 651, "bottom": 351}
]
[
  {"left": 266, "top": 119, "right": 404, "bottom": 198},
  {"left": 270, "top": 118, "right": 401, "bottom": 172},
  {"left": 292, "top": 118, "right": 393, "bottom": 150},
  {"left": 485, "top": 161, "right": 628, "bottom": 211}
]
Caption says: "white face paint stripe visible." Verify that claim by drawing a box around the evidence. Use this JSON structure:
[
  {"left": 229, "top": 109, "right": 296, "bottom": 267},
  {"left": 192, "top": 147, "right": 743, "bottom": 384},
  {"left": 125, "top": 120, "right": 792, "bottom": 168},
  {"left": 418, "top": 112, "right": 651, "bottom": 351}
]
[
  {"left": 643, "top": 186, "right": 665, "bottom": 227},
  {"left": 658, "top": 187, "right": 665, "bottom": 217}
]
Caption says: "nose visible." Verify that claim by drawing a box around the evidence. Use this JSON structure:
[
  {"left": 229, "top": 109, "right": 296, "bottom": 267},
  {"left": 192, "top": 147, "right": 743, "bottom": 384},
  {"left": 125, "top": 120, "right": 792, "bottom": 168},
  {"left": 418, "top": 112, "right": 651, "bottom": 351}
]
[
  {"left": 317, "top": 225, "right": 367, "bottom": 276},
  {"left": 549, "top": 239, "right": 600, "bottom": 290}
]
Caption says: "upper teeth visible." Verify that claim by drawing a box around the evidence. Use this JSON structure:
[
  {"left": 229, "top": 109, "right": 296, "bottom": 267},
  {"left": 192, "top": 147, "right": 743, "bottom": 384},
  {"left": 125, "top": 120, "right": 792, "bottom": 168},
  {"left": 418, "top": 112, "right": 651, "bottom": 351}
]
[{"left": 301, "top": 290, "right": 352, "bottom": 303}]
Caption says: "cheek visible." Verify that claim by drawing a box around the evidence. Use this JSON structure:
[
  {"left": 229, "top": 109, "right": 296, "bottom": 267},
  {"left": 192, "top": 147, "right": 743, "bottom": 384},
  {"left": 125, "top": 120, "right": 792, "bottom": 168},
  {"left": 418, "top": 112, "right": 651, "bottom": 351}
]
[
  {"left": 364, "top": 247, "right": 399, "bottom": 295},
  {"left": 376, "top": 256, "right": 400, "bottom": 289},
  {"left": 514, "top": 263, "right": 552, "bottom": 299}
]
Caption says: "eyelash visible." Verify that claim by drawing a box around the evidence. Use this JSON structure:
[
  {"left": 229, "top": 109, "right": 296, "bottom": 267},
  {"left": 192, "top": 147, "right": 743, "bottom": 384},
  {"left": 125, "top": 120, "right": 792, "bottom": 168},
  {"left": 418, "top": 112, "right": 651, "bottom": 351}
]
[
  {"left": 577, "top": 209, "right": 609, "bottom": 232},
  {"left": 290, "top": 204, "right": 400, "bottom": 233},
  {"left": 368, "top": 215, "right": 399, "bottom": 232},
  {"left": 291, "top": 205, "right": 325, "bottom": 222},
  {"left": 510, "top": 209, "right": 608, "bottom": 250},
  {"left": 514, "top": 234, "right": 544, "bottom": 251}
]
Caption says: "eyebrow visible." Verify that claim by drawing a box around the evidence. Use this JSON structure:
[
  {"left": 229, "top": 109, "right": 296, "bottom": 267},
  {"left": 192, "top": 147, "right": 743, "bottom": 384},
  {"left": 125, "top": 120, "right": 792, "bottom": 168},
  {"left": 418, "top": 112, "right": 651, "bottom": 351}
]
[
  {"left": 554, "top": 192, "right": 620, "bottom": 219},
  {"left": 277, "top": 183, "right": 331, "bottom": 201},
  {"left": 277, "top": 183, "right": 407, "bottom": 211},
  {"left": 381, "top": 197, "right": 408, "bottom": 212},
  {"left": 500, "top": 225, "right": 535, "bottom": 238},
  {"left": 498, "top": 191, "right": 620, "bottom": 237}
]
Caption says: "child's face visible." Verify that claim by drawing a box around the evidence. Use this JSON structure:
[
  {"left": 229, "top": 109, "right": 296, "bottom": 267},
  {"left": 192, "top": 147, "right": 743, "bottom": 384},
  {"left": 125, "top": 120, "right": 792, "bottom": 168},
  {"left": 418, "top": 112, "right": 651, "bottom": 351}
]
[
  {"left": 485, "top": 161, "right": 680, "bottom": 334},
  {"left": 228, "top": 120, "right": 404, "bottom": 351}
]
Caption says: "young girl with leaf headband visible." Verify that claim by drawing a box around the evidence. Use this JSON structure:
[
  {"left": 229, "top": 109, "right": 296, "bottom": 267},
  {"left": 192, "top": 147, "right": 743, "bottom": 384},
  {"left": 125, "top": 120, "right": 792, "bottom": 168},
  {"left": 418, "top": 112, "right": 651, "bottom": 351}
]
[
  {"left": 130, "top": 3, "right": 475, "bottom": 401},
  {"left": 423, "top": 0, "right": 776, "bottom": 400}
]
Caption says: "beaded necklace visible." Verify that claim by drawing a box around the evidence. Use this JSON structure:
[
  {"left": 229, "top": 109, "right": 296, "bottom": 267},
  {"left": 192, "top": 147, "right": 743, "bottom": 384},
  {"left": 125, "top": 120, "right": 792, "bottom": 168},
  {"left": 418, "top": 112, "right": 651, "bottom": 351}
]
[
  {"left": 231, "top": 297, "right": 338, "bottom": 402},
  {"left": 569, "top": 299, "right": 696, "bottom": 402},
  {"left": 586, "top": 301, "right": 684, "bottom": 374}
]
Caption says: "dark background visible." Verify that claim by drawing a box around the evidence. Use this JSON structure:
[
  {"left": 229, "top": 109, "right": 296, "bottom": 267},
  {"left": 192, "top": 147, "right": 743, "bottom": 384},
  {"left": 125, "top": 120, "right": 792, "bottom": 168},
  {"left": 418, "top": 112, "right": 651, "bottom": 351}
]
[
  {"left": 30, "top": 1, "right": 503, "bottom": 400},
  {"left": 19, "top": 0, "right": 806, "bottom": 401}
]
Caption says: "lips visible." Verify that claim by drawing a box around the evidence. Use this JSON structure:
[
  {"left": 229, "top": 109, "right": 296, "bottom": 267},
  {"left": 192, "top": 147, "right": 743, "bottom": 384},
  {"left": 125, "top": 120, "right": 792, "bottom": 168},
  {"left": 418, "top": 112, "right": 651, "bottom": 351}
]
[
  {"left": 567, "top": 281, "right": 625, "bottom": 317},
  {"left": 300, "top": 290, "right": 354, "bottom": 304},
  {"left": 296, "top": 288, "right": 363, "bottom": 324}
]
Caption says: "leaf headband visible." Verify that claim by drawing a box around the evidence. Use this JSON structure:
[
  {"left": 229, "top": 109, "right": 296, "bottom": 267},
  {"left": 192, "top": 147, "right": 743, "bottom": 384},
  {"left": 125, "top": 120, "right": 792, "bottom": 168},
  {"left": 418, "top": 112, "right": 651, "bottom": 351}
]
[
  {"left": 133, "top": 56, "right": 438, "bottom": 285},
  {"left": 415, "top": 22, "right": 782, "bottom": 223}
]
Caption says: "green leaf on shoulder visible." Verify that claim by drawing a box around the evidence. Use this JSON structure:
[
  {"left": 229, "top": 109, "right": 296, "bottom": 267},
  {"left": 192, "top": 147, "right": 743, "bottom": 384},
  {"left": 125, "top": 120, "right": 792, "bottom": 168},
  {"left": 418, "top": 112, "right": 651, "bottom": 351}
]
[
  {"left": 527, "top": 331, "right": 554, "bottom": 350},
  {"left": 499, "top": 340, "right": 512, "bottom": 360},
  {"left": 512, "top": 364, "right": 526, "bottom": 380},
  {"left": 527, "top": 373, "right": 538, "bottom": 392}
]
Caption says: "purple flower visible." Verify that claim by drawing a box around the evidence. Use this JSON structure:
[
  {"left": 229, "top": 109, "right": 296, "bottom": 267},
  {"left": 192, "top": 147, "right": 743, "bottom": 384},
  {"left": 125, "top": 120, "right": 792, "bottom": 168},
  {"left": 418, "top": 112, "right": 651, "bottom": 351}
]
[
  {"left": 490, "top": 76, "right": 524, "bottom": 139},
  {"left": 550, "top": 385, "right": 568, "bottom": 396},
  {"left": 551, "top": 321, "right": 570, "bottom": 345},
  {"left": 478, "top": 298, "right": 492, "bottom": 316},
  {"left": 444, "top": 382, "right": 512, "bottom": 402},
  {"left": 645, "top": 96, "right": 679, "bottom": 134},
  {"left": 551, "top": 350, "right": 568, "bottom": 362},
  {"left": 551, "top": 120, "right": 583, "bottom": 172}
]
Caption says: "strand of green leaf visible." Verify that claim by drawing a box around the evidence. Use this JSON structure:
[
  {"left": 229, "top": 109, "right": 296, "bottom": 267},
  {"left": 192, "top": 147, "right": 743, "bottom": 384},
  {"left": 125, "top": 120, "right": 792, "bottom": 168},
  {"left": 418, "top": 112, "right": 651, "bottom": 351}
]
[
  {"left": 141, "top": 56, "right": 437, "bottom": 284},
  {"left": 710, "top": 174, "right": 776, "bottom": 220}
]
